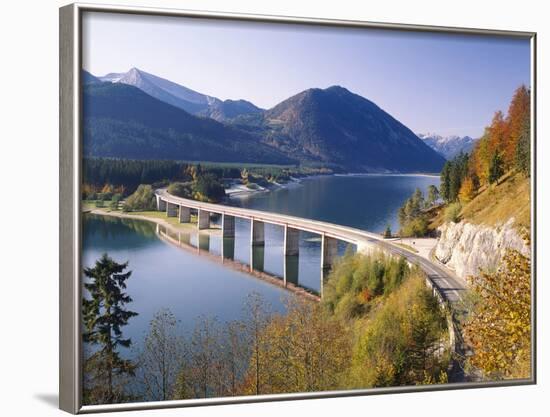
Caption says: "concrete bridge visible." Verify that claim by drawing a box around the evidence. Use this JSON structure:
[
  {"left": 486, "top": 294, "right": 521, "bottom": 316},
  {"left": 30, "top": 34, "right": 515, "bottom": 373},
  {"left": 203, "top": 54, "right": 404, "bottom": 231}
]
[{"left": 155, "top": 189, "right": 466, "bottom": 303}]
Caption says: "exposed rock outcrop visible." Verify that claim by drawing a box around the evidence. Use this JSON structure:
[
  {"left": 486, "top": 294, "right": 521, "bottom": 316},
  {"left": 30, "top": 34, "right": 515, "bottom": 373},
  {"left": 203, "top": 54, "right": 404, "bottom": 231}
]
[{"left": 434, "top": 219, "right": 529, "bottom": 279}]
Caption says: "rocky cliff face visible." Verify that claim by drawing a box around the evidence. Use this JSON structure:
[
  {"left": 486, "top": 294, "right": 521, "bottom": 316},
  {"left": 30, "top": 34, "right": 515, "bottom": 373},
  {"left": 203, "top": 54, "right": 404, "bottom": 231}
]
[{"left": 434, "top": 219, "right": 529, "bottom": 279}]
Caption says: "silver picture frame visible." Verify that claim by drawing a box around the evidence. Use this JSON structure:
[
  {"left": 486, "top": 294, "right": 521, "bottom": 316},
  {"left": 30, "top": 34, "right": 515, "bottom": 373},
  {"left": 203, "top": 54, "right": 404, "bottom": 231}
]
[{"left": 59, "top": 2, "right": 537, "bottom": 414}]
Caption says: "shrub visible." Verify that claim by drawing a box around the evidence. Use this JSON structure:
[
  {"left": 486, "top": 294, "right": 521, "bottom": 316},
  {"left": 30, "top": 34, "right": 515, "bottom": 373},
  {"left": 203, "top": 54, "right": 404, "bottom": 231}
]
[
  {"left": 350, "top": 274, "right": 449, "bottom": 388},
  {"left": 109, "top": 194, "right": 122, "bottom": 210},
  {"left": 123, "top": 184, "right": 156, "bottom": 212},
  {"left": 193, "top": 173, "right": 225, "bottom": 202},
  {"left": 323, "top": 252, "right": 411, "bottom": 321},
  {"left": 445, "top": 202, "right": 462, "bottom": 223},
  {"left": 167, "top": 182, "right": 191, "bottom": 198},
  {"left": 400, "top": 217, "right": 429, "bottom": 237}
]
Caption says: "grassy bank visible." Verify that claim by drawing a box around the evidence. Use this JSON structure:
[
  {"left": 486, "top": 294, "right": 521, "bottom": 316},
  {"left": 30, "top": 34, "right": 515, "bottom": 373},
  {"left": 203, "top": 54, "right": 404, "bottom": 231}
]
[{"left": 85, "top": 206, "right": 221, "bottom": 236}]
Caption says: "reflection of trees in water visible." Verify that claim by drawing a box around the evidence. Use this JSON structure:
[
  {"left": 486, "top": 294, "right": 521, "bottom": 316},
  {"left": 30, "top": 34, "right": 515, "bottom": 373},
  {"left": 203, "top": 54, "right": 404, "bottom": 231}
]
[{"left": 83, "top": 214, "right": 158, "bottom": 251}]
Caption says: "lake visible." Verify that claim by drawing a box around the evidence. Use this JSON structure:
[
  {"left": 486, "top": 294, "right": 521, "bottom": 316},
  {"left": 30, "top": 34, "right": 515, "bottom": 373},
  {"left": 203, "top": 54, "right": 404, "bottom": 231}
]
[{"left": 82, "top": 174, "right": 439, "bottom": 356}]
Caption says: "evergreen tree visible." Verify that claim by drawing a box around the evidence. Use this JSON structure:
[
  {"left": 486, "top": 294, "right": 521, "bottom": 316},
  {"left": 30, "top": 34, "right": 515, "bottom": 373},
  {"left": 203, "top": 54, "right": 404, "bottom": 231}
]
[
  {"left": 515, "top": 114, "right": 531, "bottom": 177},
  {"left": 448, "top": 152, "right": 469, "bottom": 202},
  {"left": 82, "top": 254, "right": 138, "bottom": 404},
  {"left": 440, "top": 161, "right": 452, "bottom": 203},
  {"left": 411, "top": 188, "right": 424, "bottom": 216},
  {"left": 426, "top": 185, "right": 439, "bottom": 207},
  {"left": 488, "top": 152, "right": 504, "bottom": 185},
  {"left": 505, "top": 85, "right": 531, "bottom": 167}
]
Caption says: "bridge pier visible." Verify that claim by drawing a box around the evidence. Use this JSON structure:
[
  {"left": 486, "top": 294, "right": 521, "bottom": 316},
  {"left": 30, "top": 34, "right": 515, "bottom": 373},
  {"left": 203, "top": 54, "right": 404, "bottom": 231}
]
[
  {"left": 156, "top": 196, "right": 166, "bottom": 211},
  {"left": 179, "top": 205, "right": 191, "bottom": 223},
  {"left": 222, "top": 237, "right": 235, "bottom": 260},
  {"left": 284, "top": 226, "right": 300, "bottom": 256},
  {"left": 251, "top": 219, "right": 265, "bottom": 246},
  {"left": 222, "top": 214, "right": 235, "bottom": 238},
  {"left": 321, "top": 235, "right": 338, "bottom": 296},
  {"left": 198, "top": 234, "right": 210, "bottom": 252},
  {"left": 284, "top": 255, "right": 299, "bottom": 287},
  {"left": 198, "top": 209, "right": 211, "bottom": 230},
  {"left": 251, "top": 245, "right": 265, "bottom": 272},
  {"left": 166, "top": 202, "right": 178, "bottom": 217}
]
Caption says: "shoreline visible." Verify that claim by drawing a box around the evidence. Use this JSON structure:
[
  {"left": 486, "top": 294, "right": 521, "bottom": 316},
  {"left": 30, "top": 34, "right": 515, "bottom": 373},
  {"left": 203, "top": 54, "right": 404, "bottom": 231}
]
[
  {"left": 225, "top": 176, "right": 304, "bottom": 200},
  {"left": 226, "top": 171, "right": 439, "bottom": 201},
  {"left": 334, "top": 172, "right": 440, "bottom": 178}
]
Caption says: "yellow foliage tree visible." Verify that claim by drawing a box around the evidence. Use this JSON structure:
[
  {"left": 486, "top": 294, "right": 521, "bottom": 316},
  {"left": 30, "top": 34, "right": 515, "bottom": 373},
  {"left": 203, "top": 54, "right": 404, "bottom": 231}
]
[
  {"left": 464, "top": 249, "right": 531, "bottom": 379},
  {"left": 458, "top": 177, "right": 476, "bottom": 203},
  {"left": 101, "top": 183, "right": 114, "bottom": 194},
  {"left": 241, "top": 296, "right": 352, "bottom": 395}
]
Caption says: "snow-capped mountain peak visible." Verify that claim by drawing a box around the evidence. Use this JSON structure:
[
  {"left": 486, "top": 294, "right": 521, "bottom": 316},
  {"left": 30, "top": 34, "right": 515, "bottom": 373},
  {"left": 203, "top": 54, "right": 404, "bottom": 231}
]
[
  {"left": 417, "top": 133, "right": 477, "bottom": 159},
  {"left": 96, "top": 67, "right": 261, "bottom": 121}
]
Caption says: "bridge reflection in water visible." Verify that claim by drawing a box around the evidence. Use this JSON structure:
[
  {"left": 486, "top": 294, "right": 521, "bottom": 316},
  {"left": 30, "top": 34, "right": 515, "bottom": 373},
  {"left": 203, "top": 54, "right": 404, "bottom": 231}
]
[
  {"left": 155, "top": 189, "right": 378, "bottom": 298},
  {"left": 155, "top": 223, "right": 326, "bottom": 301}
]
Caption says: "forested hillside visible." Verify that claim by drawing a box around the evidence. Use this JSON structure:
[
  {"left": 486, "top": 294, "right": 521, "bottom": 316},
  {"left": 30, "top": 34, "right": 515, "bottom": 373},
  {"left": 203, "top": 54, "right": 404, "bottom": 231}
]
[
  {"left": 83, "top": 82, "right": 295, "bottom": 165},
  {"left": 431, "top": 85, "right": 532, "bottom": 381}
]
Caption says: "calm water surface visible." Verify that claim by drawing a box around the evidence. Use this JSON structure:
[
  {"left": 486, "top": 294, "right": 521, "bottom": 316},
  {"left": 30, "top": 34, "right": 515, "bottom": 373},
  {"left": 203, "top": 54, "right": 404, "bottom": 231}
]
[{"left": 82, "top": 174, "right": 438, "bottom": 355}]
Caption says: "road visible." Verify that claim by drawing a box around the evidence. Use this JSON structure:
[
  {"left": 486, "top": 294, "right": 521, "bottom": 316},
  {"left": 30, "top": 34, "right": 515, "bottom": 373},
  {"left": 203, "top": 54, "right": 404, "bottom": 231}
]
[{"left": 155, "top": 189, "right": 467, "bottom": 304}]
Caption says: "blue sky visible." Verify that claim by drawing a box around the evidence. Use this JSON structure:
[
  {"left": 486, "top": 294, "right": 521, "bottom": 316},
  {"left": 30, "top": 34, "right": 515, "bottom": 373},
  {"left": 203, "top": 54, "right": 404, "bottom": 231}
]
[{"left": 83, "top": 12, "right": 531, "bottom": 138}]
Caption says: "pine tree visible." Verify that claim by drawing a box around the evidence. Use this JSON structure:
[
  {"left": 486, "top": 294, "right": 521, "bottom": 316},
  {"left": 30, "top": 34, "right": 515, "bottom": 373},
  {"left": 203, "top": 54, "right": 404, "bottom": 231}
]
[
  {"left": 505, "top": 85, "right": 531, "bottom": 167},
  {"left": 440, "top": 161, "right": 452, "bottom": 203},
  {"left": 426, "top": 185, "right": 439, "bottom": 207},
  {"left": 515, "top": 114, "right": 531, "bottom": 177},
  {"left": 488, "top": 152, "right": 504, "bottom": 185},
  {"left": 82, "top": 254, "right": 138, "bottom": 405}
]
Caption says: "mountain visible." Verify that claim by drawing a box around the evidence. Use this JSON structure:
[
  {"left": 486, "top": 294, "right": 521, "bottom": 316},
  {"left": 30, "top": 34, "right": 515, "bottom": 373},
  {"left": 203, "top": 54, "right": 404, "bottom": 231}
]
[
  {"left": 262, "top": 86, "right": 446, "bottom": 172},
  {"left": 97, "top": 67, "right": 261, "bottom": 121},
  {"left": 82, "top": 81, "right": 294, "bottom": 164},
  {"left": 82, "top": 72, "right": 447, "bottom": 173},
  {"left": 200, "top": 99, "right": 262, "bottom": 121},
  {"left": 82, "top": 70, "right": 101, "bottom": 85},
  {"left": 418, "top": 133, "right": 477, "bottom": 159}
]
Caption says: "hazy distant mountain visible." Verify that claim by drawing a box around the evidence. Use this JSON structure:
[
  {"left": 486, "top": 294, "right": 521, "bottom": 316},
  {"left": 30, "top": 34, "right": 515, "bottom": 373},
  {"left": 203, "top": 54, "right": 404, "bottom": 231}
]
[
  {"left": 262, "top": 86, "right": 446, "bottom": 172},
  {"left": 82, "top": 82, "right": 294, "bottom": 164},
  {"left": 82, "top": 70, "right": 101, "bottom": 85},
  {"left": 418, "top": 133, "right": 477, "bottom": 159},
  {"left": 199, "top": 99, "right": 262, "bottom": 121},
  {"left": 97, "top": 67, "right": 261, "bottom": 121}
]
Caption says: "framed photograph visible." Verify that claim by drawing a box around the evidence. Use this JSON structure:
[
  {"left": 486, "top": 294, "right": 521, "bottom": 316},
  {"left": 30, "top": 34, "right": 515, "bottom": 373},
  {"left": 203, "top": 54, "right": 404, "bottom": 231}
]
[{"left": 59, "top": 3, "right": 536, "bottom": 414}]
